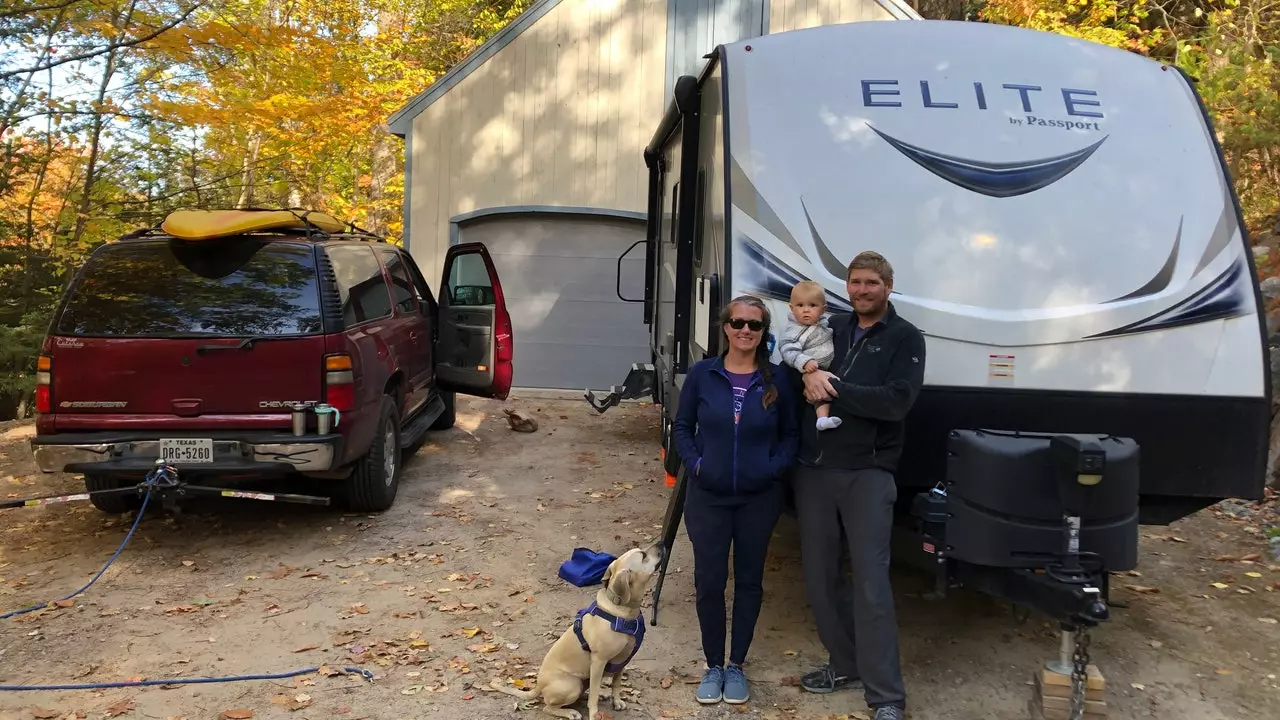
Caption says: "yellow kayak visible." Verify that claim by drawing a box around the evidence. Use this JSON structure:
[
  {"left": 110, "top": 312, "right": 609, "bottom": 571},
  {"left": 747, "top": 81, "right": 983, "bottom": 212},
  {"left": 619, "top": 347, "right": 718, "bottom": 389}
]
[{"left": 160, "top": 209, "right": 347, "bottom": 241}]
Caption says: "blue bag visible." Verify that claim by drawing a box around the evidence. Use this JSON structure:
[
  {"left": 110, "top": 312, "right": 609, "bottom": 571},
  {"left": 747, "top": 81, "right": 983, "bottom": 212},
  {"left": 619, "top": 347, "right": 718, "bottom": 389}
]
[{"left": 558, "top": 547, "right": 616, "bottom": 587}]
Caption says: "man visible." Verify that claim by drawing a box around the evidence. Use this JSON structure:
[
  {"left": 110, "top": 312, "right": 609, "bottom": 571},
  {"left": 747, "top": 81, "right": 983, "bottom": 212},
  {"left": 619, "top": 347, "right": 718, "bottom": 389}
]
[{"left": 791, "top": 251, "right": 926, "bottom": 720}]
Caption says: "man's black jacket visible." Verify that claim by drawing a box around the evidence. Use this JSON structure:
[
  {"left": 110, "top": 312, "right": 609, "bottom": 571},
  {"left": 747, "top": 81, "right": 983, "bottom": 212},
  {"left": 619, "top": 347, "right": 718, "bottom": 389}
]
[{"left": 790, "top": 301, "right": 927, "bottom": 474}]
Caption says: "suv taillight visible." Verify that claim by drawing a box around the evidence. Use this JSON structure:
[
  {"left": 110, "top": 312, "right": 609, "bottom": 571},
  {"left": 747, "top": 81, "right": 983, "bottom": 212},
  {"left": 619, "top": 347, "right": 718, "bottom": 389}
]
[
  {"left": 34, "top": 354, "right": 52, "bottom": 413},
  {"left": 324, "top": 354, "right": 354, "bottom": 412}
]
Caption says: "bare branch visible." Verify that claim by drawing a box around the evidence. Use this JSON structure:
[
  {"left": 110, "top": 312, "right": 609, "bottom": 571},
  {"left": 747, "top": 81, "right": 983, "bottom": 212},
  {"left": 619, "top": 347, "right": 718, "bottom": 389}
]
[{"left": 0, "top": 2, "right": 204, "bottom": 81}]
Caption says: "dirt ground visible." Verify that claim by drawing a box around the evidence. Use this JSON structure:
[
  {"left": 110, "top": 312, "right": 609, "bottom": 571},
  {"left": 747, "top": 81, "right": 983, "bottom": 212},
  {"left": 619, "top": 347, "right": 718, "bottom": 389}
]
[{"left": 1, "top": 395, "right": 1278, "bottom": 720}]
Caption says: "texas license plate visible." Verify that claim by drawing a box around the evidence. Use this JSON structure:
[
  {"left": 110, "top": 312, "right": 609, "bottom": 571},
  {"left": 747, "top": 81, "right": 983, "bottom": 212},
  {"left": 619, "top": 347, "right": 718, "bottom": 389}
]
[{"left": 159, "top": 438, "right": 214, "bottom": 464}]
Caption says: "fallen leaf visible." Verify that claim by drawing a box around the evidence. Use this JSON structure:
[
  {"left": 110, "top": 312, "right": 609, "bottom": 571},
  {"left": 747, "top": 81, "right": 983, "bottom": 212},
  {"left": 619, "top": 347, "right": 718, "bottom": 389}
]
[
  {"left": 221, "top": 712, "right": 254, "bottom": 720},
  {"left": 53, "top": 599, "right": 74, "bottom": 608},
  {"left": 1245, "top": 572, "right": 1263, "bottom": 578},
  {"left": 1215, "top": 669, "right": 1233, "bottom": 675},
  {"left": 293, "top": 644, "right": 320, "bottom": 653},
  {"left": 461, "top": 626, "right": 481, "bottom": 638},
  {"left": 270, "top": 693, "right": 313, "bottom": 711},
  {"left": 660, "top": 675, "right": 674, "bottom": 689},
  {"left": 468, "top": 642, "right": 500, "bottom": 653},
  {"left": 1125, "top": 585, "right": 1160, "bottom": 594},
  {"left": 31, "top": 709, "right": 60, "bottom": 720},
  {"left": 1259, "top": 617, "right": 1278, "bottom": 624},
  {"left": 780, "top": 675, "right": 801, "bottom": 687},
  {"left": 350, "top": 603, "right": 369, "bottom": 615},
  {"left": 1241, "top": 553, "right": 1263, "bottom": 562},
  {"left": 782, "top": 650, "right": 798, "bottom": 656},
  {"left": 181, "top": 560, "right": 195, "bottom": 567},
  {"left": 1211, "top": 582, "right": 1230, "bottom": 589},
  {"left": 1131, "top": 683, "right": 1146, "bottom": 690},
  {"left": 104, "top": 699, "right": 135, "bottom": 717}
]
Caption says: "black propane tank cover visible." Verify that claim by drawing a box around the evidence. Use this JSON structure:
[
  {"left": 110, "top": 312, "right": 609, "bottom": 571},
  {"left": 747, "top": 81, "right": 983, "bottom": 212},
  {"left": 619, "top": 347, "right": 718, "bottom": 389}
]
[{"left": 943, "top": 429, "right": 1142, "bottom": 572}]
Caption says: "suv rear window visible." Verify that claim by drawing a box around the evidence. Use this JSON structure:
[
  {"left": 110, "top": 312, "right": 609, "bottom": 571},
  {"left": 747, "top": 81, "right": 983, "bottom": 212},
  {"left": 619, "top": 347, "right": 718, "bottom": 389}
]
[{"left": 55, "top": 238, "right": 324, "bottom": 337}]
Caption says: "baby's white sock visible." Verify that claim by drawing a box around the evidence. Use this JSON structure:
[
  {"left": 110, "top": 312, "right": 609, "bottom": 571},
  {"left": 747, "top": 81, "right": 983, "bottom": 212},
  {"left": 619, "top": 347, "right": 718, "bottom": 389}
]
[{"left": 816, "top": 416, "right": 843, "bottom": 431}]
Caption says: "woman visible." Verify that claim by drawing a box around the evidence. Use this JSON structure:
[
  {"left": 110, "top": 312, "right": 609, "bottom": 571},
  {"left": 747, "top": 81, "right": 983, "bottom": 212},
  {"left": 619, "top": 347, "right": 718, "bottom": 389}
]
[{"left": 672, "top": 295, "right": 800, "bottom": 705}]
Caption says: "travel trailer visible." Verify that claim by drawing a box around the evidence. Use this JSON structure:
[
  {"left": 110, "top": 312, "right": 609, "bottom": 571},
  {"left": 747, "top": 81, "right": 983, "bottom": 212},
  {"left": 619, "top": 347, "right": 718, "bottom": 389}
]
[{"left": 585, "top": 19, "right": 1270, "bottom": 647}]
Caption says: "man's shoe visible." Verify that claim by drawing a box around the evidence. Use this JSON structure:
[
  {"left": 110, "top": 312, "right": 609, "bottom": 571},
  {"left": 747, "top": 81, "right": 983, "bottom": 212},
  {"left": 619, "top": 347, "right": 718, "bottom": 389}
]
[
  {"left": 723, "top": 664, "right": 749, "bottom": 704},
  {"left": 800, "top": 664, "right": 862, "bottom": 694},
  {"left": 696, "top": 666, "right": 724, "bottom": 704},
  {"left": 873, "top": 706, "right": 905, "bottom": 720}
]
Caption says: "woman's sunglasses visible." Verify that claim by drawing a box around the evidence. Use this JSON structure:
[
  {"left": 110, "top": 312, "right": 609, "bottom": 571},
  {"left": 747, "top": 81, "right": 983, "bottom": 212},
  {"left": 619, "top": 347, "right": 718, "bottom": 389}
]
[{"left": 727, "top": 318, "right": 765, "bottom": 332}]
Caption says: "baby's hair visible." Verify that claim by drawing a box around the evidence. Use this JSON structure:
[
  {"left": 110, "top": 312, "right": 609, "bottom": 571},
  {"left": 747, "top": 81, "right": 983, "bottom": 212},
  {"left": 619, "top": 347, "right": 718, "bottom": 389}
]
[{"left": 790, "top": 280, "right": 826, "bottom": 306}]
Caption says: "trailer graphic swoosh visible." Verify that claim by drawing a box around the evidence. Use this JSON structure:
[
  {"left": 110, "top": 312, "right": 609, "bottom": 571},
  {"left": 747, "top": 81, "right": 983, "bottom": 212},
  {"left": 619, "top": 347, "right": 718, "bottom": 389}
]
[{"left": 869, "top": 125, "right": 1108, "bottom": 198}]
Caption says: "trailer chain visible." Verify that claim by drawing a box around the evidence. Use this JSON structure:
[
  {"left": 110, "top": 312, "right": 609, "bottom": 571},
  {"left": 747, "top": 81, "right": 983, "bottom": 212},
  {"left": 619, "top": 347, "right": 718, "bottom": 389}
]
[{"left": 1068, "top": 626, "right": 1091, "bottom": 720}]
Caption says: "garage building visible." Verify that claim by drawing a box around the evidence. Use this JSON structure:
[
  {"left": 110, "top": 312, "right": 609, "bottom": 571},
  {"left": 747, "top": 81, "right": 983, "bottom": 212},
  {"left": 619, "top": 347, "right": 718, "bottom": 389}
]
[{"left": 388, "top": 0, "right": 919, "bottom": 390}]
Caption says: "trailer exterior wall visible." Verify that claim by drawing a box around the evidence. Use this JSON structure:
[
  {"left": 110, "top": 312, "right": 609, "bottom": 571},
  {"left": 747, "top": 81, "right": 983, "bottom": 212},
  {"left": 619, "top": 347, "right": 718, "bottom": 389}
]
[{"left": 712, "top": 20, "right": 1269, "bottom": 507}]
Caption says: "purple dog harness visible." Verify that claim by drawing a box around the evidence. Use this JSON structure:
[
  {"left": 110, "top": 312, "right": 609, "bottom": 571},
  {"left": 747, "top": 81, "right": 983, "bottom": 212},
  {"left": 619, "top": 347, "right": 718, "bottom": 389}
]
[{"left": 572, "top": 601, "right": 646, "bottom": 673}]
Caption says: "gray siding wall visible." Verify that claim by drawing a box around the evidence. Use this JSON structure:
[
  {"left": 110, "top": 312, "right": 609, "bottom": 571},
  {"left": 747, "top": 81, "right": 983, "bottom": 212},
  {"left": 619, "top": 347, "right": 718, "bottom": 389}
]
[{"left": 665, "top": 0, "right": 767, "bottom": 100}]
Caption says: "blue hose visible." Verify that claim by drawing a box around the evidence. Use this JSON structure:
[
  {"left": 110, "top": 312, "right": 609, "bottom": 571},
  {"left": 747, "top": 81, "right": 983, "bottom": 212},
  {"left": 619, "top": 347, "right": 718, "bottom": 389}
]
[
  {"left": 0, "top": 667, "right": 374, "bottom": 691},
  {"left": 1, "top": 483, "right": 154, "bottom": 620},
  {"left": 0, "top": 469, "right": 374, "bottom": 692}
]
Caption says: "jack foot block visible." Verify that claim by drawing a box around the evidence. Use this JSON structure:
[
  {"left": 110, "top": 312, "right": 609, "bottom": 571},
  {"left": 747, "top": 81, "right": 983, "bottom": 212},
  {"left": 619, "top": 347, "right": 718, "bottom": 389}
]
[{"left": 1030, "top": 664, "right": 1107, "bottom": 719}]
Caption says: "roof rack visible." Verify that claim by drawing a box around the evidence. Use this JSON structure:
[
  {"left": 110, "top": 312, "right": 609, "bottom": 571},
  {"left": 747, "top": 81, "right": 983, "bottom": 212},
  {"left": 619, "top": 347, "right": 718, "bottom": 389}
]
[{"left": 113, "top": 208, "right": 389, "bottom": 244}]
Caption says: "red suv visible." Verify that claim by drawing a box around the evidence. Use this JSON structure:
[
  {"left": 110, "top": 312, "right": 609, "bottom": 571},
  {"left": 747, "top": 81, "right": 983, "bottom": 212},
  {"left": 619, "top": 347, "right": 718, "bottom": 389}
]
[{"left": 28, "top": 214, "right": 514, "bottom": 513}]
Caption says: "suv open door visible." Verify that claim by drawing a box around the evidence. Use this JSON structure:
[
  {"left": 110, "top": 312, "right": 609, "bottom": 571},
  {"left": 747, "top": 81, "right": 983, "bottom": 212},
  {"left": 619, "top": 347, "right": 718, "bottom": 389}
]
[{"left": 436, "top": 243, "right": 514, "bottom": 400}]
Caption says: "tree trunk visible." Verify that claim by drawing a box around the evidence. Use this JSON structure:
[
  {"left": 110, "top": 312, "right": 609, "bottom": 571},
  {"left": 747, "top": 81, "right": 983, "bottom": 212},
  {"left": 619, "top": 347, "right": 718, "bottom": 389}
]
[
  {"left": 69, "top": 0, "right": 138, "bottom": 249},
  {"left": 235, "top": 131, "right": 262, "bottom": 208},
  {"left": 369, "top": 125, "right": 395, "bottom": 236}
]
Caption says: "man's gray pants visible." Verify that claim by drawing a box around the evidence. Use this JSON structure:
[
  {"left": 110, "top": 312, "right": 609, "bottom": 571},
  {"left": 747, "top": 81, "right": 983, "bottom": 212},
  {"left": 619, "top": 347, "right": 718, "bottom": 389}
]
[{"left": 793, "top": 464, "right": 906, "bottom": 709}]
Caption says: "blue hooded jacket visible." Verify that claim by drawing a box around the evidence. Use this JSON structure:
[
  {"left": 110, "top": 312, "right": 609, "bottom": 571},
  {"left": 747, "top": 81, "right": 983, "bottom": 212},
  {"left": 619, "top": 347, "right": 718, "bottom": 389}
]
[{"left": 671, "top": 355, "right": 799, "bottom": 495}]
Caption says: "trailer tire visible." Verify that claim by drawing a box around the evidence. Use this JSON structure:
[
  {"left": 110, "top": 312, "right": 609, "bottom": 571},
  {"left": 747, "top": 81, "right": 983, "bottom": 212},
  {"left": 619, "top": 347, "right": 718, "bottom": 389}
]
[
  {"left": 84, "top": 474, "right": 140, "bottom": 515},
  {"left": 346, "top": 395, "right": 401, "bottom": 512},
  {"left": 430, "top": 390, "right": 456, "bottom": 430}
]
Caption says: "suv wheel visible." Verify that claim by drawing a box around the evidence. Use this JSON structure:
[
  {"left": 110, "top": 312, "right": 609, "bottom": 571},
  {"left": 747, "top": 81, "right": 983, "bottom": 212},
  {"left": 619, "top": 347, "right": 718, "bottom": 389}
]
[
  {"left": 430, "top": 390, "right": 456, "bottom": 430},
  {"left": 84, "top": 474, "right": 141, "bottom": 515},
  {"left": 347, "top": 395, "right": 401, "bottom": 512}
]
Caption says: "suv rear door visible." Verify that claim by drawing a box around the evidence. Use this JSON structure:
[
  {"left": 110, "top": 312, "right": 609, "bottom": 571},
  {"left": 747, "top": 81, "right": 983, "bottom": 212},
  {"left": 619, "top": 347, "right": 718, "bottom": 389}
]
[
  {"left": 436, "top": 243, "right": 514, "bottom": 400},
  {"left": 45, "top": 236, "right": 326, "bottom": 427}
]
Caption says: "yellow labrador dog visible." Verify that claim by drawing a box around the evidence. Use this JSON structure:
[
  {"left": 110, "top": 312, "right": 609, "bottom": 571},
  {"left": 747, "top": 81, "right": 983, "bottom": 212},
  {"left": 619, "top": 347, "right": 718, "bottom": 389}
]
[{"left": 490, "top": 540, "right": 665, "bottom": 719}]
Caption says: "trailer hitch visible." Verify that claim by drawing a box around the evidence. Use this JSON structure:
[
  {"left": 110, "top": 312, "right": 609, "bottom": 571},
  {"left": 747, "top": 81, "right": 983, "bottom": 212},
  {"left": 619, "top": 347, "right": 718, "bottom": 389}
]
[{"left": 584, "top": 363, "right": 656, "bottom": 414}]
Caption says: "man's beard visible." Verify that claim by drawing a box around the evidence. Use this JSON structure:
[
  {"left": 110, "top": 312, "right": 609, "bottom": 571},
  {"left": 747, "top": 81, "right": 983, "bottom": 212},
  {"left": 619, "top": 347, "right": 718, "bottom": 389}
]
[{"left": 854, "top": 296, "right": 887, "bottom": 317}]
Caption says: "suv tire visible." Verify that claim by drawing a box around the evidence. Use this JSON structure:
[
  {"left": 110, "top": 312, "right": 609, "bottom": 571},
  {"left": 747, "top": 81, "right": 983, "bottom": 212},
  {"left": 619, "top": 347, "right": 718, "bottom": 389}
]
[
  {"left": 85, "top": 474, "right": 141, "bottom": 514},
  {"left": 347, "top": 395, "right": 401, "bottom": 512},
  {"left": 430, "top": 390, "right": 456, "bottom": 430}
]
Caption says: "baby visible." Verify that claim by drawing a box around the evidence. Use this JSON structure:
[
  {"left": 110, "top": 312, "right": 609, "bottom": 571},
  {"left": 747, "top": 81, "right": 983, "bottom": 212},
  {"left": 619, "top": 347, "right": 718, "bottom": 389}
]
[{"left": 779, "top": 280, "right": 842, "bottom": 431}]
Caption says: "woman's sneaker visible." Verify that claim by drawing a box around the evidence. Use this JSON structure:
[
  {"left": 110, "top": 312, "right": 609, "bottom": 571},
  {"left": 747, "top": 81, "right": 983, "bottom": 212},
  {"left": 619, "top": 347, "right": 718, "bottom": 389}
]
[
  {"left": 723, "top": 663, "right": 750, "bottom": 704},
  {"left": 696, "top": 666, "right": 724, "bottom": 704},
  {"left": 801, "top": 664, "right": 863, "bottom": 693}
]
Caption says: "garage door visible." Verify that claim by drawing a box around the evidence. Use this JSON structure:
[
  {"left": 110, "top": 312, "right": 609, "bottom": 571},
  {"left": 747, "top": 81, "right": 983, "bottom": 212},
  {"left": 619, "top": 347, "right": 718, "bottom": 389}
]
[{"left": 456, "top": 212, "right": 649, "bottom": 390}]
